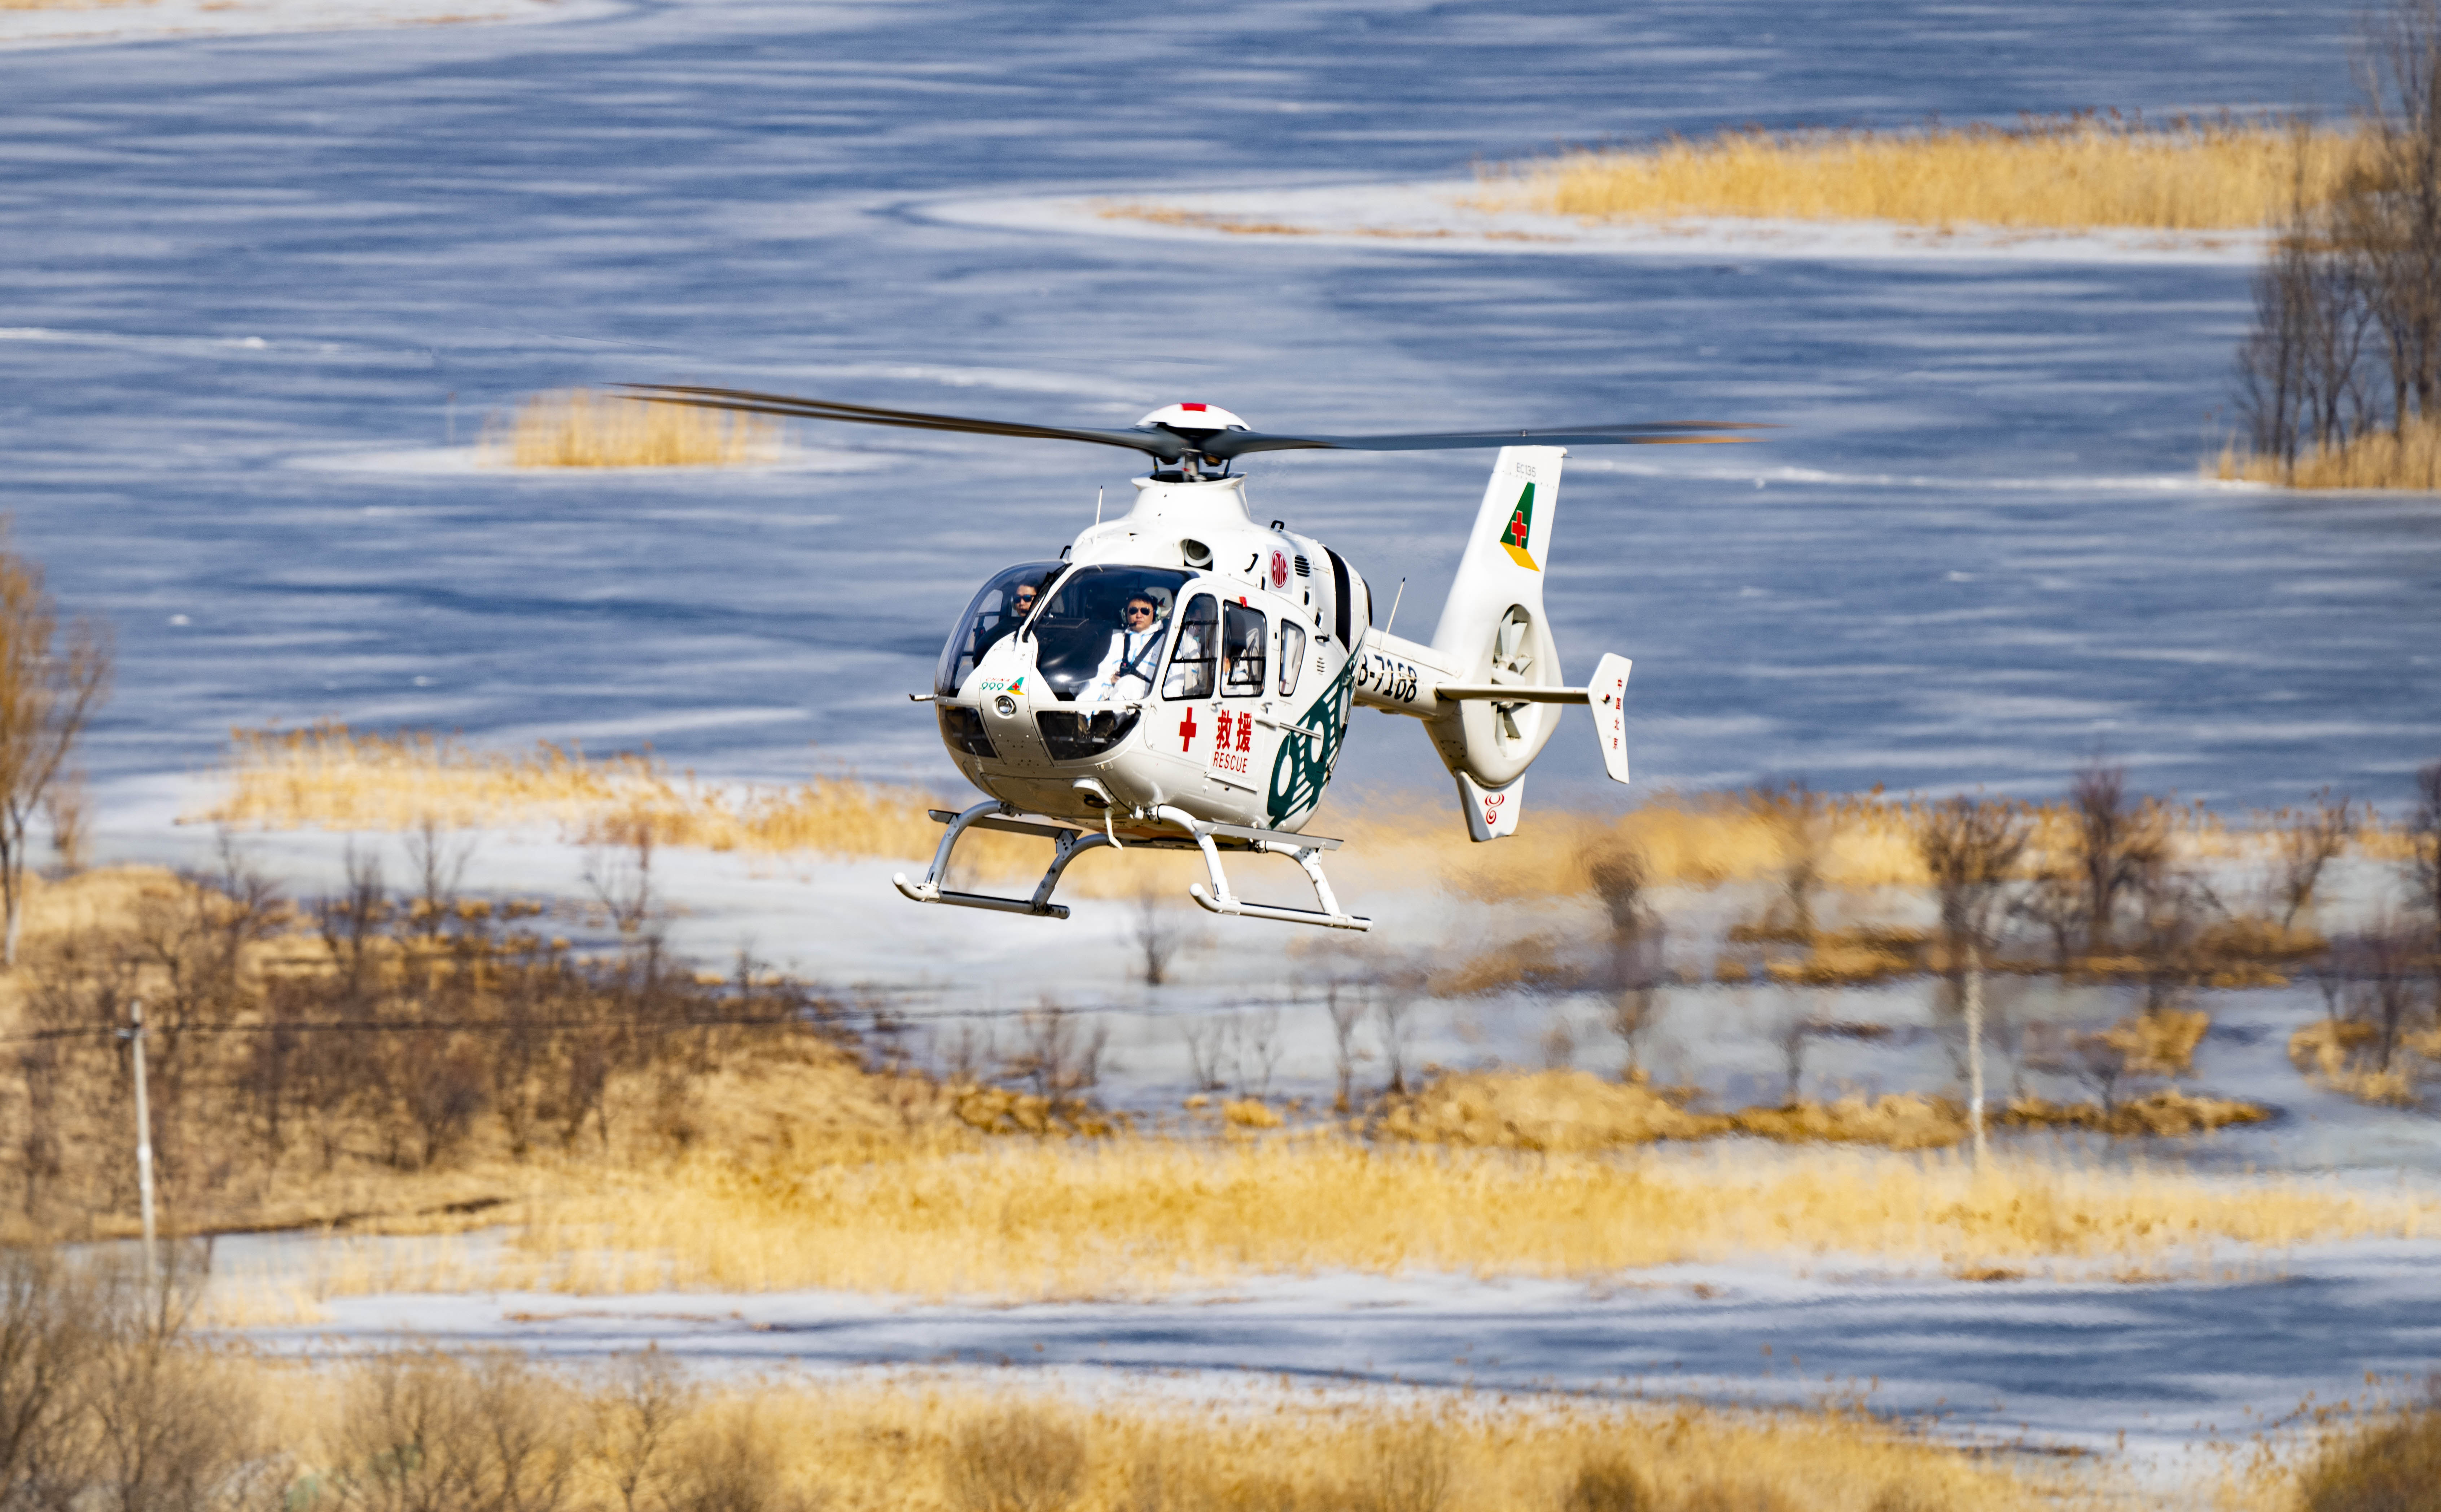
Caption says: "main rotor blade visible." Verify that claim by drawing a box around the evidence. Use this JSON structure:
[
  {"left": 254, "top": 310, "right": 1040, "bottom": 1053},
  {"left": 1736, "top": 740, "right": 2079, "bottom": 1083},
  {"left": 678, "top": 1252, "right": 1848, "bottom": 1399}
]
[
  {"left": 1205, "top": 422, "right": 1764, "bottom": 459},
  {"left": 614, "top": 384, "right": 1187, "bottom": 460}
]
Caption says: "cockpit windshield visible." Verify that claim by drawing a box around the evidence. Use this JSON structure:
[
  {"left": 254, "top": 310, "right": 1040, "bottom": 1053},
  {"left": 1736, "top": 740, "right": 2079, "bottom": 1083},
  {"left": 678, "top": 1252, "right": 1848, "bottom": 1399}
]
[
  {"left": 935, "top": 561, "right": 1063, "bottom": 698},
  {"left": 1027, "top": 565, "right": 1194, "bottom": 704}
]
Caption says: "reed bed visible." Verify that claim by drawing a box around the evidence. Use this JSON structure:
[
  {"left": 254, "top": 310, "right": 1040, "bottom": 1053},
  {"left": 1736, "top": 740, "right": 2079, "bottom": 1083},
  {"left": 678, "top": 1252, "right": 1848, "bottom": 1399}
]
[
  {"left": 204, "top": 723, "right": 2359, "bottom": 901},
  {"left": 374, "top": 1137, "right": 2441, "bottom": 1302},
  {"left": 233, "top": 1356, "right": 2072, "bottom": 1512},
  {"left": 1484, "top": 114, "right": 2367, "bottom": 232},
  {"left": 2213, "top": 414, "right": 2441, "bottom": 491},
  {"left": 199, "top": 721, "right": 1044, "bottom": 871},
  {"left": 486, "top": 386, "right": 782, "bottom": 468}
]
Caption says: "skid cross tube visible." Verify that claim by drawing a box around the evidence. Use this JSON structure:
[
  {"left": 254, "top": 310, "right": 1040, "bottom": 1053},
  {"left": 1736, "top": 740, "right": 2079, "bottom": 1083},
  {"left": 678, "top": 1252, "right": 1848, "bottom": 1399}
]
[
  {"left": 894, "top": 801, "right": 1109, "bottom": 920},
  {"left": 1152, "top": 806, "right": 1372, "bottom": 932}
]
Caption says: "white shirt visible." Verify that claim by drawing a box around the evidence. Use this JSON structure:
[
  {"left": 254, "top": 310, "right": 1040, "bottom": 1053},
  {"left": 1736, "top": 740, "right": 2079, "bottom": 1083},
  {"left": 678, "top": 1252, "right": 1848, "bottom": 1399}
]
[{"left": 1080, "top": 626, "right": 1164, "bottom": 706}]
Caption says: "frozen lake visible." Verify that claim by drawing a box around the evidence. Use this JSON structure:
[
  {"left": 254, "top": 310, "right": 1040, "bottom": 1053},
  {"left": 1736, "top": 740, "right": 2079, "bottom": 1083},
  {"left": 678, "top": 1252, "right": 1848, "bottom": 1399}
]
[
  {"left": 2, "top": 0, "right": 2435, "bottom": 823},
  {"left": 14, "top": 8, "right": 2441, "bottom": 1494}
]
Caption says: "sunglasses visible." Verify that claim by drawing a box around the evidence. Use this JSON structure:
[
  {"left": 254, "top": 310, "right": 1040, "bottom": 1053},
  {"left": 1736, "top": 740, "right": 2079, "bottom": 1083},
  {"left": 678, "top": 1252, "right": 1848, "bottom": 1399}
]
[{"left": 1124, "top": 604, "right": 1156, "bottom": 617}]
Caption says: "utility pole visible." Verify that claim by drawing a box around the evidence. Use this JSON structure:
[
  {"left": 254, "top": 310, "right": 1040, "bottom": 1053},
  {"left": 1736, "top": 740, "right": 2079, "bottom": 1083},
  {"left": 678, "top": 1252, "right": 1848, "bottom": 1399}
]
[{"left": 126, "top": 998, "right": 157, "bottom": 1285}]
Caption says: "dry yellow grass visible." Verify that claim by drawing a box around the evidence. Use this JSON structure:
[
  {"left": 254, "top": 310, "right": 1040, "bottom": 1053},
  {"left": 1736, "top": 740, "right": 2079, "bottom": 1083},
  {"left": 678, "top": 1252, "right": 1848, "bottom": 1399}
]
[
  {"left": 2213, "top": 413, "right": 2441, "bottom": 491},
  {"left": 1484, "top": 114, "right": 2366, "bottom": 232},
  {"left": 199, "top": 724, "right": 2409, "bottom": 904},
  {"left": 1377, "top": 1070, "right": 2269, "bottom": 1152},
  {"left": 2288, "top": 1019, "right": 2440, "bottom": 1107},
  {"left": 345, "top": 1133, "right": 2440, "bottom": 1302},
  {"left": 487, "top": 386, "right": 782, "bottom": 468},
  {"left": 197, "top": 721, "right": 1040, "bottom": 869},
  {"left": 236, "top": 1360, "right": 2070, "bottom": 1512}
]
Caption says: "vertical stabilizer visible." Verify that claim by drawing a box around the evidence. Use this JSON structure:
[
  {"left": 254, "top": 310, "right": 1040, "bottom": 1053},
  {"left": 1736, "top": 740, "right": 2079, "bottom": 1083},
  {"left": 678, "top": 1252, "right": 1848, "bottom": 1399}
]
[{"left": 1424, "top": 446, "right": 1567, "bottom": 797}]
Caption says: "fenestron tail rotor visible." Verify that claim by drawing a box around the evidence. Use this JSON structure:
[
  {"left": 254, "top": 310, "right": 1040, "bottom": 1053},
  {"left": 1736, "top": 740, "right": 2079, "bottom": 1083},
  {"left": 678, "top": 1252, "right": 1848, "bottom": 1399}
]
[{"left": 614, "top": 383, "right": 1765, "bottom": 466}]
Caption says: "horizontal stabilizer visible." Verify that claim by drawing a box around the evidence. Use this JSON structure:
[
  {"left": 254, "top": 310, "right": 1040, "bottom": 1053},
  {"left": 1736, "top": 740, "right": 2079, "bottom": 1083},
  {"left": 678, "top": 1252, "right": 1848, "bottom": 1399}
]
[{"left": 1589, "top": 653, "right": 1631, "bottom": 784}]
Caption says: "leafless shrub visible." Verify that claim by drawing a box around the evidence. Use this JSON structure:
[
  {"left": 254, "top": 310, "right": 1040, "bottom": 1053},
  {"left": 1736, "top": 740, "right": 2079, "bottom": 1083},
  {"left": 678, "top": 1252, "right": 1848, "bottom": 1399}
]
[
  {"left": 598, "top": 1348, "right": 691, "bottom": 1512},
  {"left": 1563, "top": 1458, "right": 1653, "bottom": 1512},
  {"left": 0, "top": 533, "right": 111, "bottom": 968},
  {"left": 1179, "top": 1017, "right": 1230, "bottom": 1095},
  {"left": 584, "top": 813, "right": 657, "bottom": 936},
  {"left": 2329, "top": 927, "right": 2430, "bottom": 1073},
  {"left": 43, "top": 767, "right": 89, "bottom": 877},
  {"left": 1236, "top": 1005, "right": 1283, "bottom": 1099},
  {"left": 945, "top": 1409, "right": 1086, "bottom": 1512},
  {"left": 659, "top": 1404, "right": 808, "bottom": 1512},
  {"left": 2028, "top": 1022, "right": 2138, "bottom": 1115},
  {"left": 2271, "top": 789, "right": 2354, "bottom": 931},
  {"left": 1007, "top": 1001, "right": 1105, "bottom": 1104},
  {"left": 328, "top": 1348, "right": 580, "bottom": 1512},
  {"left": 938, "top": 1023, "right": 995, "bottom": 1086},
  {"left": 1540, "top": 1013, "right": 1577, "bottom": 1069},
  {"left": 2409, "top": 759, "right": 2441, "bottom": 958}
]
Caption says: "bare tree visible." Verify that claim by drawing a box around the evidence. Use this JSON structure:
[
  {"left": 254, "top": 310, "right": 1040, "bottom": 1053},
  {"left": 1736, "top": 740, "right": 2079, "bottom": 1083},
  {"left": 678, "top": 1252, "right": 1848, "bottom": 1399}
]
[
  {"left": 1585, "top": 834, "right": 1669, "bottom": 1080},
  {"left": 406, "top": 814, "right": 476, "bottom": 941},
  {"left": 1129, "top": 885, "right": 1188, "bottom": 988},
  {"left": 2065, "top": 760, "right": 2164, "bottom": 956},
  {"left": 1916, "top": 794, "right": 2032, "bottom": 1162},
  {"left": 1179, "top": 1016, "right": 1231, "bottom": 1094},
  {"left": 0, "top": 539, "right": 110, "bottom": 967},
  {"left": 2409, "top": 760, "right": 2441, "bottom": 964},
  {"left": 583, "top": 814, "right": 657, "bottom": 936},
  {"left": 1375, "top": 991, "right": 1418, "bottom": 1096},
  {"left": 1236, "top": 1005, "right": 1283, "bottom": 1099},
  {"left": 2272, "top": 789, "right": 2354, "bottom": 931},
  {"left": 1772, "top": 1010, "right": 1816, "bottom": 1106},
  {"left": 1323, "top": 979, "right": 1368, "bottom": 1111},
  {"left": 2126, "top": 862, "right": 2225, "bottom": 1017},
  {"left": 315, "top": 844, "right": 389, "bottom": 998},
  {"left": 2354, "top": 0, "right": 2441, "bottom": 438},
  {"left": 1757, "top": 782, "right": 1832, "bottom": 937}
]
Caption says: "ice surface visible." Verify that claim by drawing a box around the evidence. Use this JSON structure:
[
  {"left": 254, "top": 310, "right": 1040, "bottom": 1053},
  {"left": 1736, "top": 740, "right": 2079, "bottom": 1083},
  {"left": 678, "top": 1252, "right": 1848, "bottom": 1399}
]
[{"left": 0, "top": 0, "right": 2431, "bottom": 819}]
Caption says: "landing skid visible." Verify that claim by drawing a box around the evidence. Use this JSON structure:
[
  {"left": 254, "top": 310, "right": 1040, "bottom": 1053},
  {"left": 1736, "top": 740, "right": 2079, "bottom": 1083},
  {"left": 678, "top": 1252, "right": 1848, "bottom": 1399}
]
[{"left": 893, "top": 801, "right": 1371, "bottom": 932}]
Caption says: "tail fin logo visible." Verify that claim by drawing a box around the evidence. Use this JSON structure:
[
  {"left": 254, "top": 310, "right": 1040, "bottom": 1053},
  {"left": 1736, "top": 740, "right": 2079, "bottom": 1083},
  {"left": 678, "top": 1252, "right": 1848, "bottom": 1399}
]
[{"left": 1499, "top": 482, "right": 1540, "bottom": 571}]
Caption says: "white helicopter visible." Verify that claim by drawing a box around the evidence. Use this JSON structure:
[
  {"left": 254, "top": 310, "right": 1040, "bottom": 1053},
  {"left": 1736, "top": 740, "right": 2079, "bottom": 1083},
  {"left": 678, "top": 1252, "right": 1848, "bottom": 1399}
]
[{"left": 626, "top": 385, "right": 1753, "bottom": 931}]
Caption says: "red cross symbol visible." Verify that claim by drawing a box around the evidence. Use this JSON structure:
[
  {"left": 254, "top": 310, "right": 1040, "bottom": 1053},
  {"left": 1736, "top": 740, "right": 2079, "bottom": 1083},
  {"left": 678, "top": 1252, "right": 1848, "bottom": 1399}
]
[
  {"left": 1178, "top": 706, "right": 1197, "bottom": 752},
  {"left": 1509, "top": 509, "right": 1528, "bottom": 541}
]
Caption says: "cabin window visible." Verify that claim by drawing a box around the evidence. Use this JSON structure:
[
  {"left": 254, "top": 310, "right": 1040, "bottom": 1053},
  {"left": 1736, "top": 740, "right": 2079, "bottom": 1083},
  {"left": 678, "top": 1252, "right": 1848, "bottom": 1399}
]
[
  {"left": 1222, "top": 602, "right": 1267, "bottom": 696},
  {"left": 1278, "top": 621, "right": 1306, "bottom": 698},
  {"left": 1163, "top": 594, "right": 1219, "bottom": 700}
]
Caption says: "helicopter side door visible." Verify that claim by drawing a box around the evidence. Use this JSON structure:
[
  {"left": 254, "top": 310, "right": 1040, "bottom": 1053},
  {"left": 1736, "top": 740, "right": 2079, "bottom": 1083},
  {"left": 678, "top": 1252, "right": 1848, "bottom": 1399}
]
[{"left": 1205, "top": 597, "right": 1277, "bottom": 813}]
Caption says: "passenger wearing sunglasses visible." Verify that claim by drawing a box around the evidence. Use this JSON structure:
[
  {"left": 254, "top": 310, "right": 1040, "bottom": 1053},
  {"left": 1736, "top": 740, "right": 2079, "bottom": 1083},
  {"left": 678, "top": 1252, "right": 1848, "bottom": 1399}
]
[{"left": 1078, "top": 592, "right": 1168, "bottom": 708}]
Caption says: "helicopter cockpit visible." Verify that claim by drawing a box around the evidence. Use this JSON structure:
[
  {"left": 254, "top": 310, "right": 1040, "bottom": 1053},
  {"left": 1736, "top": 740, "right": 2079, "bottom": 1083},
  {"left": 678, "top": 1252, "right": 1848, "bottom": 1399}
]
[
  {"left": 1026, "top": 564, "right": 1192, "bottom": 700},
  {"left": 935, "top": 561, "right": 1063, "bottom": 700}
]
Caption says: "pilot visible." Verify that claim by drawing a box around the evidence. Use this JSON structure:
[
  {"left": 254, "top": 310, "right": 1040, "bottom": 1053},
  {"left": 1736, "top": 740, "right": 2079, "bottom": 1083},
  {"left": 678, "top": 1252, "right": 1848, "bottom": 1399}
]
[
  {"left": 976, "top": 577, "right": 1045, "bottom": 659},
  {"left": 1078, "top": 590, "right": 1169, "bottom": 707}
]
